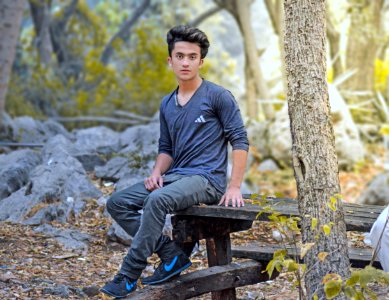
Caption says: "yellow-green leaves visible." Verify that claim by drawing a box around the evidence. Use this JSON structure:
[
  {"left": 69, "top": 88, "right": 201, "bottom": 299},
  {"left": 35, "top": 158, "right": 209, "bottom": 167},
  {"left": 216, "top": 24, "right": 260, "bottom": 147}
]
[
  {"left": 311, "top": 217, "right": 318, "bottom": 230},
  {"left": 317, "top": 252, "right": 328, "bottom": 262},
  {"left": 322, "top": 224, "right": 331, "bottom": 236},
  {"left": 323, "top": 274, "right": 343, "bottom": 299},
  {"left": 300, "top": 242, "right": 315, "bottom": 259}
]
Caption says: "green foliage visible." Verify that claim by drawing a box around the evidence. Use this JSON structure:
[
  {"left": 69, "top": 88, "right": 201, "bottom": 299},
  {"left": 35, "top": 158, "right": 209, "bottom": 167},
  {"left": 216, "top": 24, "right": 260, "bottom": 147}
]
[{"left": 258, "top": 194, "right": 389, "bottom": 299}]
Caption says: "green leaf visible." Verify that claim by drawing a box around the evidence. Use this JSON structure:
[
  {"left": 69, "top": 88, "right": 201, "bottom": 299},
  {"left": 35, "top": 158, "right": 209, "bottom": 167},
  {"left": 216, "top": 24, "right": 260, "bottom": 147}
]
[
  {"left": 323, "top": 224, "right": 331, "bottom": 236},
  {"left": 273, "top": 249, "right": 287, "bottom": 259},
  {"left": 346, "top": 270, "right": 360, "bottom": 286},
  {"left": 300, "top": 242, "right": 315, "bottom": 259},
  {"left": 379, "top": 124, "right": 389, "bottom": 136},
  {"left": 250, "top": 193, "right": 259, "bottom": 199},
  {"left": 359, "top": 266, "right": 376, "bottom": 288},
  {"left": 265, "top": 259, "right": 277, "bottom": 278},
  {"left": 313, "top": 294, "right": 318, "bottom": 300},
  {"left": 344, "top": 286, "right": 355, "bottom": 298},
  {"left": 284, "top": 259, "right": 299, "bottom": 272},
  {"left": 311, "top": 217, "right": 318, "bottom": 230},
  {"left": 324, "top": 279, "right": 343, "bottom": 299}
]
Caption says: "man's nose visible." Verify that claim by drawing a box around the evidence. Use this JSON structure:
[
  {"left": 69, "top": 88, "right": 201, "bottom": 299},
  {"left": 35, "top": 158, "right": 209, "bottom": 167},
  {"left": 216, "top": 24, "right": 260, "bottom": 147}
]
[{"left": 182, "top": 57, "right": 190, "bottom": 66}]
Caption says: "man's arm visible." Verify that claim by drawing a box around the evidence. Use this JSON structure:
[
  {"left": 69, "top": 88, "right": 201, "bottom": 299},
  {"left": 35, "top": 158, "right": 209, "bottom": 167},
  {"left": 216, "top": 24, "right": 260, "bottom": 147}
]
[
  {"left": 144, "top": 153, "right": 173, "bottom": 191},
  {"left": 219, "top": 149, "right": 248, "bottom": 207}
]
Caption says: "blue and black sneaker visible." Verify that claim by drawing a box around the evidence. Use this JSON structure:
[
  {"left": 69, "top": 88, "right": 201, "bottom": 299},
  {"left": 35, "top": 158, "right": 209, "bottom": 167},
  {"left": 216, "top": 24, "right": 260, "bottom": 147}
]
[
  {"left": 100, "top": 273, "right": 137, "bottom": 298},
  {"left": 141, "top": 253, "right": 192, "bottom": 285}
]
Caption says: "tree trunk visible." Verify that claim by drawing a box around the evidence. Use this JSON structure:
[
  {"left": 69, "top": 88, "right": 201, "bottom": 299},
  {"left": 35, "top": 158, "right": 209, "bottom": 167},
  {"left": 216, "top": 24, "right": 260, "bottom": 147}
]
[
  {"left": 29, "top": 0, "right": 53, "bottom": 65},
  {"left": 214, "top": 0, "right": 274, "bottom": 120},
  {"left": 344, "top": 0, "right": 384, "bottom": 91},
  {"left": 264, "top": 0, "right": 287, "bottom": 96},
  {"left": 326, "top": 3, "right": 343, "bottom": 80},
  {"left": 284, "top": 1, "right": 350, "bottom": 299},
  {"left": 235, "top": 0, "right": 274, "bottom": 120},
  {"left": 0, "top": 0, "right": 24, "bottom": 126}
]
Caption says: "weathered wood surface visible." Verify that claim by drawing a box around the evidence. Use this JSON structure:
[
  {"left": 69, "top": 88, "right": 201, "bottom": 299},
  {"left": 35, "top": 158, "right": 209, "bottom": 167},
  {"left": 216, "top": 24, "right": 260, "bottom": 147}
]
[
  {"left": 172, "top": 216, "right": 253, "bottom": 299},
  {"left": 206, "top": 233, "right": 234, "bottom": 299},
  {"left": 175, "top": 198, "right": 384, "bottom": 232},
  {"left": 232, "top": 243, "right": 382, "bottom": 269},
  {"left": 128, "top": 260, "right": 270, "bottom": 300}
]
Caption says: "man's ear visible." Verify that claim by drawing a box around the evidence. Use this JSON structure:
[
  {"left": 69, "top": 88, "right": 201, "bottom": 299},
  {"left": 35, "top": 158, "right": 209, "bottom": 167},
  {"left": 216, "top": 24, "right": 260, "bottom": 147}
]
[
  {"left": 167, "top": 57, "right": 172, "bottom": 67},
  {"left": 199, "top": 58, "right": 204, "bottom": 68}
]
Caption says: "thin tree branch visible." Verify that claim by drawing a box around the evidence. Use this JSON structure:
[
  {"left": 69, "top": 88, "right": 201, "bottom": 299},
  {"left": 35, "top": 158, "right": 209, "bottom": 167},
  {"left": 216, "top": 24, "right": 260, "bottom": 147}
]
[
  {"left": 100, "top": 0, "right": 151, "bottom": 65},
  {"left": 264, "top": 0, "right": 280, "bottom": 35},
  {"left": 187, "top": 6, "right": 222, "bottom": 27}
]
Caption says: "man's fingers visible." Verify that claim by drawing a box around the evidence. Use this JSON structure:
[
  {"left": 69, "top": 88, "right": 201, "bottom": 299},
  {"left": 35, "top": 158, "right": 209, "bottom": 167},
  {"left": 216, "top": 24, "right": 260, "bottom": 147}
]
[
  {"left": 219, "top": 195, "right": 226, "bottom": 205},
  {"left": 158, "top": 177, "right": 163, "bottom": 188}
]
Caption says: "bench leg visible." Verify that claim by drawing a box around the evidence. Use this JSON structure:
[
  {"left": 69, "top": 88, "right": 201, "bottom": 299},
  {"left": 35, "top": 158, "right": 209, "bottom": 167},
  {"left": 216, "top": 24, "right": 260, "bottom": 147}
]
[{"left": 206, "top": 233, "right": 236, "bottom": 300}]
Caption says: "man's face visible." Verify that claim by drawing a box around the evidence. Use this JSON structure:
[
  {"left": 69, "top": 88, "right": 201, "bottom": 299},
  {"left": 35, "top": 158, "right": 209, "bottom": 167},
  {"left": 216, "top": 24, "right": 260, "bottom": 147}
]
[{"left": 168, "top": 41, "right": 204, "bottom": 82}]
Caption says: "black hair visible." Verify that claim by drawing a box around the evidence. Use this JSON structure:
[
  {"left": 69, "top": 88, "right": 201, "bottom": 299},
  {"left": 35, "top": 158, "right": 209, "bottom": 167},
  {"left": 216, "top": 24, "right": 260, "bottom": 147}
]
[{"left": 166, "top": 25, "right": 210, "bottom": 59}]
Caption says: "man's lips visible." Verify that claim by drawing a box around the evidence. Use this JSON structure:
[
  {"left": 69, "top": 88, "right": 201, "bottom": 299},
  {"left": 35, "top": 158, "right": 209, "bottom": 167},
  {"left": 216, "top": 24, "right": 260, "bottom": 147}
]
[{"left": 180, "top": 70, "right": 190, "bottom": 73}]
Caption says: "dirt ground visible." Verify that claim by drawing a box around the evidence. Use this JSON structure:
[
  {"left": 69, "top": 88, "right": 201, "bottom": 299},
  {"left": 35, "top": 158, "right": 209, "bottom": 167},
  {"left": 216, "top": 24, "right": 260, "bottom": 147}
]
[{"left": 1, "top": 156, "right": 388, "bottom": 299}]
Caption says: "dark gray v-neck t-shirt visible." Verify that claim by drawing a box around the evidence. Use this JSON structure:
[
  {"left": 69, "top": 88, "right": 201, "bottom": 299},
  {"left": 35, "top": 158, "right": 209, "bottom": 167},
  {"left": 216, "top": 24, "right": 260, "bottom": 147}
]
[{"left": 158, "top": 80, "right": 249, "bottom": 194}]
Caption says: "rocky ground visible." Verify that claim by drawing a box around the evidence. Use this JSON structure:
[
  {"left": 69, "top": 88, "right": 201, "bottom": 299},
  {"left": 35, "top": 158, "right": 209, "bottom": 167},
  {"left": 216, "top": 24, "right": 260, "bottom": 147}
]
[{"left": 1, "top": 159, "right": 389, "bottom": 300}]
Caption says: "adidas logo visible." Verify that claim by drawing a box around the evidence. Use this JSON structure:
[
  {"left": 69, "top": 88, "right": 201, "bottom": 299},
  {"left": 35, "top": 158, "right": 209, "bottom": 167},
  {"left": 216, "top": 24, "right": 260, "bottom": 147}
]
[{"left": 195, "top": 115, "right": 206, "bottom": 123}]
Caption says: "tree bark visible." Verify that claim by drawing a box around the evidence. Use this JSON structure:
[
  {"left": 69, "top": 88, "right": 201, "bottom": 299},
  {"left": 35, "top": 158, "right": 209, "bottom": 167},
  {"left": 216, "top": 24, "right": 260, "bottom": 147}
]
[
  {"left": 100, "top": 0, "right": 151, "bottom": 65},
  {"left": 0, "top": 0, "right": 24, "bottom": 126},
  {"left": 284, "top": 1, "right": 350, "bottom": 299},
  {"left": 29, "top": 0, "right": 53, "bottom": 65},
  {"left": 344, "top": 0, "right": 384, "bottom": 91}
]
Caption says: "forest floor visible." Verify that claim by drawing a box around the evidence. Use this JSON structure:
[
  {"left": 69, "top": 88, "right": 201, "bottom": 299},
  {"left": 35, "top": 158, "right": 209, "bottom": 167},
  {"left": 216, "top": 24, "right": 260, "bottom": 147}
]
[{"left": 1, "top": 147, "right": 389, "bottom": 299}]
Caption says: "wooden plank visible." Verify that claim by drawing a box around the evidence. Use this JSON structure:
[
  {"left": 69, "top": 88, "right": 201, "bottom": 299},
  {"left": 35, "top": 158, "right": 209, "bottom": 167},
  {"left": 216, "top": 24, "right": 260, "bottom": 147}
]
[
  {"left": 172, "top": 216, "right": 252, "bottom": 245},
  {"left": 175, "top": 200, "right": 385, "bottom": 232},
  {"left": 128, "top": 260, "right": 269, "bottom": 300},
  {"left": 206, "top": 234, "right": 235, "bottom": 300},
  {"left": 232, "top": 244, "right": 383, "bottom": 269}
]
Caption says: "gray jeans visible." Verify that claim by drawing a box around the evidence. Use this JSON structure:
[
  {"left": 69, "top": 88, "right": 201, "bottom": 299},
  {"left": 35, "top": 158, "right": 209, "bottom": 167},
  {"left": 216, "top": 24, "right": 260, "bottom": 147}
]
[{"left": 106, "top": 174, "right": 221, "bottom": 279}]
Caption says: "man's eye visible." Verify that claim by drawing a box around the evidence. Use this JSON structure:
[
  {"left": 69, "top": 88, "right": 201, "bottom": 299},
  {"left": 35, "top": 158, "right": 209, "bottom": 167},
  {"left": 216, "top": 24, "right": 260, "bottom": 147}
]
[
  {"left": 190, "top": 55, "right": 197, "bottom": 60},
  {"left": 176, "top": 54, "right": 183, "bottom": 59}
]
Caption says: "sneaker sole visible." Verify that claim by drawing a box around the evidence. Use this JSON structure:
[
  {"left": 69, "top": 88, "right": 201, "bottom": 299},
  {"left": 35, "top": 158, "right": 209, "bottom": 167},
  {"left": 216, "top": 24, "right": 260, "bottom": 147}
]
[
  {"left": 141, "top": 262, "right": 192, "bottom": 285},
  {"left": 100, "top": 287, "right": 135, "bottom": 299}
]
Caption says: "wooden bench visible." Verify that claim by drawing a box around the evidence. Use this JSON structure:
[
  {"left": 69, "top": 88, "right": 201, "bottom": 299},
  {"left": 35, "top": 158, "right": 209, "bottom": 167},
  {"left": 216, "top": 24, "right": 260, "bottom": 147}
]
[{"left": 129, "top": 197, "right": 385, "bottom": 299}]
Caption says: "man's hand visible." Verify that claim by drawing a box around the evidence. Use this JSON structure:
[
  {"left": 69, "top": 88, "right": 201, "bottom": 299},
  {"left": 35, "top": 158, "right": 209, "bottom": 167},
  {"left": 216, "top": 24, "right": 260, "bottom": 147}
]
[
  {"left": 219, "top": 186, "right": 244, "bottom": 207},
  {"left": 144, "top": 172, "right": 163, "bottom": 191}
]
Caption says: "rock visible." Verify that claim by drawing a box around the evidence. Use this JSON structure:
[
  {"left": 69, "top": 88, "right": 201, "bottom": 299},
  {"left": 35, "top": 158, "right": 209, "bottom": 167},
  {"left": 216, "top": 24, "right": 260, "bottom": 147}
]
[
  {"left": 0, "top": 149, "right": 41, "bottom": 200},
  {"left": 74, "top": 126, "right": 120, "bottom": 155},
  {"left": 42, "top": 134, "right": 105, "bottom": 172},
  {"left": 42, "top": 284, "right": 70, "bottom": 298},
  {"left": 115, "top": 173, "right": 144, "bottom": 192},
  {"left": 0, "top": 139, "right": 102, "bottom": 224},
  {"left": 11, "top": 116, "right": 71, "bottom": 143},
  {"left": 82, "top": 285, "right": 100, "bottom": 297},
  {"left": 258, "top": 159, "right": 279, "bottom": 172},
  {"left": 107, "top": 221, "right": 133, "bottom": 246},
  {"left": 357, "top": 173, "right": 389, "bottom": 206},
  {"left": 0, "top": 112, "right": 14, "bottom": 141},
  {"left": 34, "top": 224, "right": 91, "bottom": 250},
  {"left": 95, "top": 156, "right": 131, "bottom": 181},
  {"left": 119, "top": 123, "right": 159, "bottom": 158},
  {"left": 248, "top": 84, "right": 364, "bottom": 170},
  {"left": 329, "top": 85, "right": 364, "bottom": 169}
]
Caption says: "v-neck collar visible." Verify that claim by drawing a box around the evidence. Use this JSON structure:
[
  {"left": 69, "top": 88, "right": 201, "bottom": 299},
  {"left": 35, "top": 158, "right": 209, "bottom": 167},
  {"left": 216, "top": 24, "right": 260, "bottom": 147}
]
[{"left": 175, "top": 79, "right": 205, "bottom": 108}]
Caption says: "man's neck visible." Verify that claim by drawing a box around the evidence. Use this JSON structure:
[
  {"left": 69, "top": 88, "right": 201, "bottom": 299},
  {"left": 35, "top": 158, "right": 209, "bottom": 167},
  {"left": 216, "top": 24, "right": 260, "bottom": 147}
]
[{"left": 177, "top": 76, "right": 203, "bottom": 95}]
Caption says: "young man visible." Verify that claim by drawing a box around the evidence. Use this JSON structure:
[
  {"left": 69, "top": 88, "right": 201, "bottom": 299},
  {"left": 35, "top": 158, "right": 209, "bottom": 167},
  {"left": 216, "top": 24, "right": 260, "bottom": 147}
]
[{"left": 101, "top": 25, "right": 249, "bottom": 298}]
